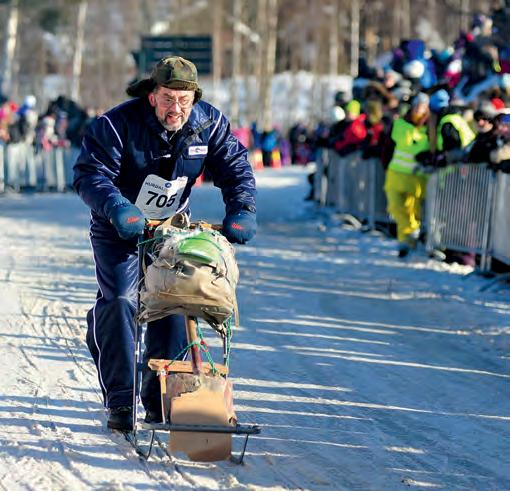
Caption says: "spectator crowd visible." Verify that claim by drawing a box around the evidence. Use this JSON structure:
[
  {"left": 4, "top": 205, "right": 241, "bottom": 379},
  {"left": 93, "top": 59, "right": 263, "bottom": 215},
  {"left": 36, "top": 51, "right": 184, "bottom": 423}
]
[
  {"left": 0, "top": 93, "right": 99, "bottom": 191},
  {"left": 294, "top": 3, "right": 510, "bottom": 265}
]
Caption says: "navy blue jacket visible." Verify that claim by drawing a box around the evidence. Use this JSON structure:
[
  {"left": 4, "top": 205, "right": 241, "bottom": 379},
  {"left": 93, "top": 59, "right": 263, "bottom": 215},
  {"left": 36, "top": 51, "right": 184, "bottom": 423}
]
[{"left": 73, "top": 97, "right": 256, "bottom": 227}]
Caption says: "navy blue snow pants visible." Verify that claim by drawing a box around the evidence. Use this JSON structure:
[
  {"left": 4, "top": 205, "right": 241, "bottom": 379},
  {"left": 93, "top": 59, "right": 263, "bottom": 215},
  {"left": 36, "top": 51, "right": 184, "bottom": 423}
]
[{"left": 86, "top": 222, "right": 188, "bottom": 411}]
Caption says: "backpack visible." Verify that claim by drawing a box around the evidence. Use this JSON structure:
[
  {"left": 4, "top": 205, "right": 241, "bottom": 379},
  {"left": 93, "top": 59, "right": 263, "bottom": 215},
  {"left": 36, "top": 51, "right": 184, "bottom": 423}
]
[{"left": 137, "top": 219, "right": 239, "bottom": 332}]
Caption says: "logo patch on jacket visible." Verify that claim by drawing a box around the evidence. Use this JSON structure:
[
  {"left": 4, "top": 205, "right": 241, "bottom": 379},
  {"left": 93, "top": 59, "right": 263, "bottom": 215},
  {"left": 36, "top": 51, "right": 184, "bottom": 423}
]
[{"left": 188, "top": 145, "right": 208, "bottom": 157}]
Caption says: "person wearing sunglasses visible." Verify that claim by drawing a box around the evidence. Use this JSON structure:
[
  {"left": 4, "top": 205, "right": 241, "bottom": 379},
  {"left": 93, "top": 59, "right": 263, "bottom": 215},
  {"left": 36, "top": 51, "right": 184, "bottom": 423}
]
[
  {"left": 474, "top": 103, "right": 497, "bottom": 133},
  {"left": 73, "top": 56, "right": 257, "bottom": 431}
]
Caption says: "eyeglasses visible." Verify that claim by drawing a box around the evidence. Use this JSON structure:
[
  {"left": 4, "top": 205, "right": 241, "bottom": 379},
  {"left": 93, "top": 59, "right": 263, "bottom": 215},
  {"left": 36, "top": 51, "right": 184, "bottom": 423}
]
[{"left": 156, "top": 95, "right": 193, "bottom": 108}]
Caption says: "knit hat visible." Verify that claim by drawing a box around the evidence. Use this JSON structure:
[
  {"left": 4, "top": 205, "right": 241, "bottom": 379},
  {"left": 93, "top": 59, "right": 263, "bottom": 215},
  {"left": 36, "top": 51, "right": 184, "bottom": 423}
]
[
  {"left": 126, "top": 56, "right": 202, "bottom": 101},
  {"left": 474, "top": 101, "right": 499, "bottom": 122},
  {"left": 410, "top": 92, "right": 430, "bottom": 108},
  {"left": 345, "top": 99, "right": 361, "bottom": 117},
  {"left": 23, "top": 94, "right": 37, "bottom": 108},
  {"left": 403, "top": 60, "right": 425, "bottom": 79},
  {"left": 429, "top": 89, "right": 450, "bottom": 113},
  {"left": 500, "top": 73, "right": 510, "bottom": 93}
]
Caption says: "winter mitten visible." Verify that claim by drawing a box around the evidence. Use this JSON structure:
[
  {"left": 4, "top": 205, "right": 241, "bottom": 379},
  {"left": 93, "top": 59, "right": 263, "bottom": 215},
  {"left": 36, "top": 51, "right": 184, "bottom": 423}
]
[
  {"left": 222, "top": 210, "right": 257, "bottom": 244},
  {"left": 104, "top": 197, "right": 145, "bottom": 240}
]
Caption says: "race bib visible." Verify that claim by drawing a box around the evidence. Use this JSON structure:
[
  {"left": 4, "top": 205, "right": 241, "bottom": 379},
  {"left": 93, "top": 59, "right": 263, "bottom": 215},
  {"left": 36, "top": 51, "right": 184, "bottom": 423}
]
[{"left": 135, "top": 174, "right": 188, "bottom": 219}]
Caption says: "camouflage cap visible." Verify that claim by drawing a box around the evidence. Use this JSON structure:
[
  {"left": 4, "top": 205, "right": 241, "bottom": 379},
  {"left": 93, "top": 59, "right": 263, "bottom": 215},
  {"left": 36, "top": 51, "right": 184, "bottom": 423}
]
[{"left": 126, "top": 56, "right": 202, "bottom": 101}]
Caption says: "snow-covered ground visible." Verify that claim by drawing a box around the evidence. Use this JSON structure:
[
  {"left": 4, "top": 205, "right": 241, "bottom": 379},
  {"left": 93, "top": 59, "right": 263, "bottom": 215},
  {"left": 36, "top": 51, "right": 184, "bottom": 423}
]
[{"left": 0, "top": 166, "right": 509, "bottom": 490}]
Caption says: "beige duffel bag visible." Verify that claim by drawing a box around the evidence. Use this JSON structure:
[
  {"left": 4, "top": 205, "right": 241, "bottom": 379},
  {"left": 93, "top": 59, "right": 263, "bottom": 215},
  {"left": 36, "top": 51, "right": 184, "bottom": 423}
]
[{"left": 137, "top": 221, "right": 239, "bottom": 330}]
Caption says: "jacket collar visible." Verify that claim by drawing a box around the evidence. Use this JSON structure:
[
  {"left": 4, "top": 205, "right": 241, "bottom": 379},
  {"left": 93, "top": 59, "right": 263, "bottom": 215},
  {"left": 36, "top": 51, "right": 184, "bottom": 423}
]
[{"left": 187, "top": 102, "right": 214, "bottom": 132}]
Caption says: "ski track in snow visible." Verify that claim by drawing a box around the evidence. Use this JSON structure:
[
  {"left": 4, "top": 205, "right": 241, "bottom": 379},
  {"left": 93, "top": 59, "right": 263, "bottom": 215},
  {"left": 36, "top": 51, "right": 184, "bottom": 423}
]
[{"left": 0, "top": 166, "right": 509, "bottom": 490}]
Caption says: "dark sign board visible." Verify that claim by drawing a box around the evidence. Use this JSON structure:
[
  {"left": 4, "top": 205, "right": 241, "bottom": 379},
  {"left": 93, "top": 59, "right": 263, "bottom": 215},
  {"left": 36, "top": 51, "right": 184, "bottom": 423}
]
[{"left": 133, "top": 35, "right": 212, "bottom": 76}]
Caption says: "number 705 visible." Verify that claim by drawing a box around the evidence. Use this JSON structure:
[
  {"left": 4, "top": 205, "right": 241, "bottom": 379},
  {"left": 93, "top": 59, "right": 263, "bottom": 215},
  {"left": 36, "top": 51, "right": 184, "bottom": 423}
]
[{"left": 146, "top": 191, "right": 176, "bottom": 208}]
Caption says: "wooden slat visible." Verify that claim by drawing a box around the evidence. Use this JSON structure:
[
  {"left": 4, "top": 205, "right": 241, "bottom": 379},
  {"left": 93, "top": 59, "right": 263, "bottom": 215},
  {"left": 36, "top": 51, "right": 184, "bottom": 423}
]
[
  {"left": 148, "top": 359, "right": 228, "bottom": 376},
  {"left": 159, "top": 372, "right": 169, "bottom": 424},
  {"left": 186, "top": 317, "right": 202, "bottom": 375}
]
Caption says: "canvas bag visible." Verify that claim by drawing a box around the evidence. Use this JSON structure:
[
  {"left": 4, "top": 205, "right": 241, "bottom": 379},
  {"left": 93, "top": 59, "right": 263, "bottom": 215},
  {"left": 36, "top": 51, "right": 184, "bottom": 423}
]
[{"left": 137, "top": 223, "right": 239, "bottom": 330}]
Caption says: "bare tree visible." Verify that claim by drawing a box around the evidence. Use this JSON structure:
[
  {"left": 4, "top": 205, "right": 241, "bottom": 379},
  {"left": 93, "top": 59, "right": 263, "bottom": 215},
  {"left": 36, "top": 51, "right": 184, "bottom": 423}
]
[
  {"left": 212, "top": 0, "right": 223, "bottom": 107},
  {"left": 230, "top": 0, "right": 242, "bottom": 126},
  {"left": 400, "top": 0, "right": 411, "bottom": 39},
  {"left": 460, "top": 0, "right": 470, "bottom": 32},
  {"left": 0, "top": 0, "right": 19, "bottom": 96},
  {"left": 328, "top": 0, "right": 339, "bottom": 76},
  {"left": 71, "top": 0, "right": 87, "bottom": 102},
  {"left": 258, "top": 0, "right": 278, "bottom": 130},
  {"left": 350, "top": 0, "right": 359, "bottom": 77}
]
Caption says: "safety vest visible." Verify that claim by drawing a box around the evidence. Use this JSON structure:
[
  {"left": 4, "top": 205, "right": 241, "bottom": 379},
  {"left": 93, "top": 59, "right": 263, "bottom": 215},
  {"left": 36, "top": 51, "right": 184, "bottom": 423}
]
[
  {"left": 437, "top": 113, "right": 475, "bottom": 151},
  {"left": 388, "top": 118, "right": 430, "bottom": 174}
]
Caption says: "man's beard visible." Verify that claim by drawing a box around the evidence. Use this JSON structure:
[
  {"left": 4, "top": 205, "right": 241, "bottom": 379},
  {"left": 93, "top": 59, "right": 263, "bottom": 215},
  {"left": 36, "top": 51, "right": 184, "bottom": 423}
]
[{"left": 157, "top": 111, "right": 187, "bottom": 131}]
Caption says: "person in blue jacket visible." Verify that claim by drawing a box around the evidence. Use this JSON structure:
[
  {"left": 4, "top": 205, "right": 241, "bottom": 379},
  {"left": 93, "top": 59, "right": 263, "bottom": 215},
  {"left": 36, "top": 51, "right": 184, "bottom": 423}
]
[{"left": 73, "top": 56, "right": 257, "bottom": 431}]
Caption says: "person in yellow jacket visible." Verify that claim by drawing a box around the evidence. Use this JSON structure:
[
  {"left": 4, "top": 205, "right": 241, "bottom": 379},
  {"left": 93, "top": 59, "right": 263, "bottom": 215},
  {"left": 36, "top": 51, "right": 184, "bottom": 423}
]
[
  {"left": 428, "top": 89, "right": 477, "bottom": 266},
  {"left": 382, "top": 93, "right": 432, "bottom": 257},
  {"left": 429, "top": 89, "right": 476, "bottom": 165}
]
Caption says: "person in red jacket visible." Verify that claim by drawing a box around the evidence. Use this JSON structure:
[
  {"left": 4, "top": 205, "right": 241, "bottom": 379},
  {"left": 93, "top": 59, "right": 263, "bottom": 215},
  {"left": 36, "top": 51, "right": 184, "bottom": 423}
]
[{"left": 330, "top": 100, "right": 367, "bottom": 156}]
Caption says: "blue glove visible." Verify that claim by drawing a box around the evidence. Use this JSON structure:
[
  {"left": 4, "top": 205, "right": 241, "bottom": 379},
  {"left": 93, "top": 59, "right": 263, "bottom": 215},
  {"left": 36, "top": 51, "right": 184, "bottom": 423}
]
[
  {"left": 104, "top": 197, "right": 145, "bottom": 240},
  {"left": 222, "top": 210, "right": 257, "bottom": 244}
]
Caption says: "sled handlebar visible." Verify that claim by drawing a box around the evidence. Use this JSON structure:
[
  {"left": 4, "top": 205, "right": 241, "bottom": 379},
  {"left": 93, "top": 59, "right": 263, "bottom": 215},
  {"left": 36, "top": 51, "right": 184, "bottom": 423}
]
[{"left": 145, "top": 218, "right": 222, "bottom": 231}]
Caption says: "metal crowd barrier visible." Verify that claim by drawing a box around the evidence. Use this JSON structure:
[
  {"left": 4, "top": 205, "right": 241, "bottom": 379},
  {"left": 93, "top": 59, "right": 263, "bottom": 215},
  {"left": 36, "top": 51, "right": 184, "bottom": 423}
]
[
  {"left": 318, "top": 151, "right": 510, "bottom": 272},
  {"left": 0, "top": 143, "right": 4, "bottom": 194},
  {"left": 425, "top": 164, "right": 496, "bottom": 272},
  {"left": 337, "top": 152, "right": 373, "bottom": 227},
  {"left": 313, "top": 147, "right": 329, "bottom": 206},
  {"left": 320, "top": 149, "right": 391, "bottom": 229},
  {"left": 0, "top": 143, "right": 79, "bottom": 193},
  {"left": 490, "top": 171, "right": 510, "bottom": 266},
  {"left": 325, "top": 149, "right": 340, "bottom": 207}
]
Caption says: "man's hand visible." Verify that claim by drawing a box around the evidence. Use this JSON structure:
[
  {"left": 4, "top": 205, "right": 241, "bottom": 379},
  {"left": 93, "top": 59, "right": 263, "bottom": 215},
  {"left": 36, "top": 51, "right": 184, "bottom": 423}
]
[
  {"left": 104, "top": 198, "right": 145, "bottom": 240},
  {"left": 222, "top": 210, "right": 257, "bottom": 244}
]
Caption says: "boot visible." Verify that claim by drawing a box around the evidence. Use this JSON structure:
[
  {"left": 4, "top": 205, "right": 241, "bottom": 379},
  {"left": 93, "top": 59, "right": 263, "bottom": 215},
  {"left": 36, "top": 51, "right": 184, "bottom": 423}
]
[
  {"left": 144, "top": 408, "right": 163, "bottom": 424},
  {"left": 398, "top": 242, "right": 411, "bottom": 258},
  {"left": 107, "top": 406, "right": 134, "bottom": 431}
]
